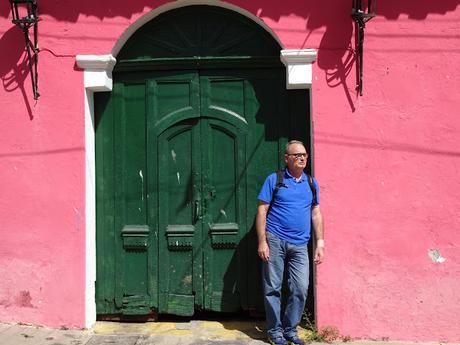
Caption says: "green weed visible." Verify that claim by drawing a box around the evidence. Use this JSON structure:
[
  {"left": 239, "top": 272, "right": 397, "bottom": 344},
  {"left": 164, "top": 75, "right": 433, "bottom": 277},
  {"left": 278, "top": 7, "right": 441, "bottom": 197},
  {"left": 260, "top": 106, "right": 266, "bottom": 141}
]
[{"left": 300, "top": 312, "right": 352, "bottom": 343}]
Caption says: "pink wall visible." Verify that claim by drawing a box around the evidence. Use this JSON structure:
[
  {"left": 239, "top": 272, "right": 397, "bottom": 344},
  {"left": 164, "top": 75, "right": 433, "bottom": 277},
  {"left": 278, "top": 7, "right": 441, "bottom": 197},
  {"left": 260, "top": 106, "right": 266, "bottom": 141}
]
[
  {"left": 0, "top": 0, "right": 459, "bottom": 340},
  {"left": 307, "top": 2, "right": 460, "bottom": 342},
  {"left": 0, "top": 14, "right": 86, "bottom": 327}
]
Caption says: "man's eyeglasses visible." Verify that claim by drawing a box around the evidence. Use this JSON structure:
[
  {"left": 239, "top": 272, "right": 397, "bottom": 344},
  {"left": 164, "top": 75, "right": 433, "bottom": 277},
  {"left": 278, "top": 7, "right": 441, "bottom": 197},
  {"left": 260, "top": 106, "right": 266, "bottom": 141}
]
[{"left": 287, "top": 153, "right": 307, "bottom": 159}]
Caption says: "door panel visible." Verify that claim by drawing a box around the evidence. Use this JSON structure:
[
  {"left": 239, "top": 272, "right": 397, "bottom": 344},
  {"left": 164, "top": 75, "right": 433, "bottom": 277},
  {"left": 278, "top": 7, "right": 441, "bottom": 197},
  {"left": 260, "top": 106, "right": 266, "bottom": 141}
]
[
  {"left": 111, "top": 82, "right": 153, "bottom": 315},
  {"left": 201, "top": 119, "right": 246, "bottom": 312},
  {"left": 200, "top": 74, "right": 250, "bottom": 128},
  {"left": 147, "top": 72, "right": 200, "bottom": 132},
  {"left": 198, "top": 69, "right": 252, "bottom": 312},
  {"left": 157, "top": 120, "right": 201, "bottom": 316}
]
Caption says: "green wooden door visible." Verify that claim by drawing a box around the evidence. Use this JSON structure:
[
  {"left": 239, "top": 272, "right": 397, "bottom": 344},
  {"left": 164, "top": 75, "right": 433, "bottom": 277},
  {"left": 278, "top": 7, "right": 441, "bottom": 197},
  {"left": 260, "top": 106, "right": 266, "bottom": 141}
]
[
  {"left": 94, "top": 5, "right": 312, "bottom": 319},
  {"left": 156, "top": 116, "right": 246, "bottom": 315},
  {"left": 152, "top": 72, "right": 250, "bottom": 315}
]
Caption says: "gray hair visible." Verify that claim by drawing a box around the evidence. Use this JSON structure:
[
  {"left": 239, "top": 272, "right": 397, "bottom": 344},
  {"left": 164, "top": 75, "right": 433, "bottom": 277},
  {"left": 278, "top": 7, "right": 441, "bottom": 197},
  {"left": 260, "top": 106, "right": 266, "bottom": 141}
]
[{"left": 285, "top": 140, "right": 307, "bottom": 154}]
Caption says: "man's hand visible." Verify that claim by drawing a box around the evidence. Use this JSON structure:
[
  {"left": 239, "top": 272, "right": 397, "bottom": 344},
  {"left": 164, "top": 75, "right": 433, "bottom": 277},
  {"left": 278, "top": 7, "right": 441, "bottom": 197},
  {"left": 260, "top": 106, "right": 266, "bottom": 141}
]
[
  {"left": 258, "top": 241, "right": 270, "bottom": 262},
  {"left": 314, "top": 247, "right": 324, "bottom": 264}
]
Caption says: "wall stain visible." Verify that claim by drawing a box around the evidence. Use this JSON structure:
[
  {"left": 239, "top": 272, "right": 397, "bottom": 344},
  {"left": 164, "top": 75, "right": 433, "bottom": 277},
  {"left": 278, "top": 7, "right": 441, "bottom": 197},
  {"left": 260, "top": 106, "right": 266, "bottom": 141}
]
[
  {"left": 15, "top": 291, "right": 35, "bottom": 308},
  {"left": 0, "top": 299, "right": 11, "bottom": 308}
]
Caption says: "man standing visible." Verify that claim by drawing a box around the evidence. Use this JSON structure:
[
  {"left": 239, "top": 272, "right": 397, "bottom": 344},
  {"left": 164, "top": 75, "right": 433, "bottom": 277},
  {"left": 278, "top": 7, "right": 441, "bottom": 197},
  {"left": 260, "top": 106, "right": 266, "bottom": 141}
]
[{"left": 256, "top": 140, "right": 324, "bottom": 345}]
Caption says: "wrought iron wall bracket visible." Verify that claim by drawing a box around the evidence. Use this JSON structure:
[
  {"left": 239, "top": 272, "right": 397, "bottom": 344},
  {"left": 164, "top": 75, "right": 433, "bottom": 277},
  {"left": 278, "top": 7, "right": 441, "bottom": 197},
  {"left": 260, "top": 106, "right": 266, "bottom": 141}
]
[
  {"left": 21, "top": 22, "right": 39, "bottom": 100},
  {"left": 9, "top": 0, "right": 40, "bottom": 100},
  {"left": 351, "top": 0, "right": 376, "bottom": 96}
]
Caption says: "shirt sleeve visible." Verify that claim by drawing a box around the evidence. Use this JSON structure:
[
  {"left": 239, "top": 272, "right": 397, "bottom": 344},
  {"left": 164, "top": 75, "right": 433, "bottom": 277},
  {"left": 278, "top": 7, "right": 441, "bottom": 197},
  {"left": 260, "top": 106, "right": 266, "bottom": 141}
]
[{"left": 258, "top": 173, "right": 276, "bottom": 204}]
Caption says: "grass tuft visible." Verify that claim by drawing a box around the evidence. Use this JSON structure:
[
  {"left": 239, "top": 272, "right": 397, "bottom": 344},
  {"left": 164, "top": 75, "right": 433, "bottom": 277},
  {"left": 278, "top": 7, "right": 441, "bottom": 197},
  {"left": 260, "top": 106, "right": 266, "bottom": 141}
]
[{"left": 300, "top": 312, "right": 353, "bottom": 343}]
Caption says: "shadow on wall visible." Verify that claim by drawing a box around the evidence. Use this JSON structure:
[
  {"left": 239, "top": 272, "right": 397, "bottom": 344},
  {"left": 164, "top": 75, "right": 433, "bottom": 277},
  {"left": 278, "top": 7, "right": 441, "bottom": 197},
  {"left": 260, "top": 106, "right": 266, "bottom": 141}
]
[
  {"left": 378, "top": 0, "right": 460, "bottom": 19},
  {"left": 1, "top": 0, "right": 457, "bottom": 21},
  {"left": 0, "top": 26, "right": 34, "bottom": 120},
  {"left": 0, "top": 0, "right": 458, "bottom": 112},
  {"left": 241, "top": 0, "right": 460, "bottom": 111}
]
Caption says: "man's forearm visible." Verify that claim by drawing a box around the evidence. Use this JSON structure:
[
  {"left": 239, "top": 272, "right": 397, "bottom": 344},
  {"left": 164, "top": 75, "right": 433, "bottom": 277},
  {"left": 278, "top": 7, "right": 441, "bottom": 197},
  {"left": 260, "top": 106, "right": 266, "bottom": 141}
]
[
  {"left": 256, "top": 204, "right": 270, "bottom": 262},
  {"left": 312, "top": 207, "right": 324, "bottom": 241},
  {"left": 312, "top": 207, "right": 325, "bottom": 263},
  {"left": 256, "top": 211, "right": 267, "bottom": 244}
]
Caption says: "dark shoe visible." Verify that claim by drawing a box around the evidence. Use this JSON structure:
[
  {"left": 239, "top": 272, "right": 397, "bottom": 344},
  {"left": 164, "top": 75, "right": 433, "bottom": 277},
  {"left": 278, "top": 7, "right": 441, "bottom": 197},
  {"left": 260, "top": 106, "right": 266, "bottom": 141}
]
[
  {"left": 285, "top": 335, "right": 305, "bottom": 345},
  {"left": 268, "top": 336, "right": 288, "bottom": 345}
]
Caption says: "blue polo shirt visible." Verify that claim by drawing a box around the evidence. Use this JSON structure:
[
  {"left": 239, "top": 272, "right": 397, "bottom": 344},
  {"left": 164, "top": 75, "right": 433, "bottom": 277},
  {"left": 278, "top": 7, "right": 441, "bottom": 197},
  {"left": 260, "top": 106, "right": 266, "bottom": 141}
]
[{"left": 258, "top": 168, "right": 320, "bottom": 245}]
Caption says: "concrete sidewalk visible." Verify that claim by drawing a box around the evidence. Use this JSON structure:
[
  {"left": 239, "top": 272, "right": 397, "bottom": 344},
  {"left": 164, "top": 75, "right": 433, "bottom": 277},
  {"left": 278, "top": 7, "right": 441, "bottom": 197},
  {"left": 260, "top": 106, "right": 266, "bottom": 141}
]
[{"left": 0, "top": 321, "right": 457, "bottom": 345}]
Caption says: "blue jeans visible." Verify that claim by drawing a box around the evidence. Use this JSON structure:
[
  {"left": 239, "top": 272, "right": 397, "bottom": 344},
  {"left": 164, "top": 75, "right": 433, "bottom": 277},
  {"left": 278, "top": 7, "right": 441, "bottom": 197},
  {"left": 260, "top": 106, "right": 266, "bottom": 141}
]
[{"left": 262, "top": 231, "right": 309, "bottom": 339}]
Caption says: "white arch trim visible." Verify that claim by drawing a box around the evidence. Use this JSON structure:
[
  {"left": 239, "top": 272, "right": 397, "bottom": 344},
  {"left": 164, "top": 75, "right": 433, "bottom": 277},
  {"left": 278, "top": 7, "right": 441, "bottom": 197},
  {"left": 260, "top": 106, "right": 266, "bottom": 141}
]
[{"left": 75, "top": 1, "right": 316, "bottom": 329}]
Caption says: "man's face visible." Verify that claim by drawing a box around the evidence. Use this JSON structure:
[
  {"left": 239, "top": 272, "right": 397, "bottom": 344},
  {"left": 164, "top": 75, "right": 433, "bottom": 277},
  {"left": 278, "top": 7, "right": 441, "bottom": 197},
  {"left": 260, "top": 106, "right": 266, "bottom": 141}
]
[{"left": 284, "top": 143, "right": 308, "bottom": 171}]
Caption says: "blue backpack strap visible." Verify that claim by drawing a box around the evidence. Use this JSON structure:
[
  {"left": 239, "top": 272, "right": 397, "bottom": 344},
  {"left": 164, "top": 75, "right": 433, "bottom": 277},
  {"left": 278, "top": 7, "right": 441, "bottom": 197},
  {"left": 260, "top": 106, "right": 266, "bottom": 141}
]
[
  {"left": 267, "top": 170, "right": 285, "bottom": 215},
  {"left": 307, "top": 174, "right": 318, "bottom": 207}
]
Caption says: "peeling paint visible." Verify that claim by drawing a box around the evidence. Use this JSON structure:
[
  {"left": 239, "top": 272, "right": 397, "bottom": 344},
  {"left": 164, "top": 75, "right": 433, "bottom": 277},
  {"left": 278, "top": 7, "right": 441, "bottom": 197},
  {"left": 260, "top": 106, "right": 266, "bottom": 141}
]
[
  {"left": 177, "top": 172, "right": 181, "bottom": 184},
  {"left": 139, "top": 170, "right": 144, "bottom": 201},
  {"left": 182, "top": 275, "right": 192, "bottom": 284},
  {"left": 220, "top": 209, "right": 227, "bottom": 218},
  {"left": 428, "top": 249, "right": 446, "bottom": 263},
  {"left": 171, "top": 149, "right": 177, "bottom": 164}
]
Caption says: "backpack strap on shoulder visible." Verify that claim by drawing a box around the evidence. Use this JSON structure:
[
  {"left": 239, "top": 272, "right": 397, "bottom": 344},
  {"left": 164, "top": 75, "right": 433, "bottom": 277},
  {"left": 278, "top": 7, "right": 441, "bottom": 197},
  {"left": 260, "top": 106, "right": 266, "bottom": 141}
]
[
  {"left": 267, "top": 170, "right": 285, "bottom": 215},
  {"left": 307, "top": 174, "right": 318, "bottom": 207}
]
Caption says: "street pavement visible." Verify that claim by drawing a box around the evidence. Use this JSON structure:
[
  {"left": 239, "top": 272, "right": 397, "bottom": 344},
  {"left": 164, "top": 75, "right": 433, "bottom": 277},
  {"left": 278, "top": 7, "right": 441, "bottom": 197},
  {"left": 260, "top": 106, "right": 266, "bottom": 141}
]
[{"left": 0, "top": 321, "right": 458, "bottom": 345}]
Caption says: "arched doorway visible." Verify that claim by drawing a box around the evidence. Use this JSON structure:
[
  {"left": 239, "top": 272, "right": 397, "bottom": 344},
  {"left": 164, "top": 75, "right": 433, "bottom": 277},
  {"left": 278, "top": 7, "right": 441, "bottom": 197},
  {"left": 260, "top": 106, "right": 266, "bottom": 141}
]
[{"left": 94, "top": 5, "right": 312, "bottom": 319}]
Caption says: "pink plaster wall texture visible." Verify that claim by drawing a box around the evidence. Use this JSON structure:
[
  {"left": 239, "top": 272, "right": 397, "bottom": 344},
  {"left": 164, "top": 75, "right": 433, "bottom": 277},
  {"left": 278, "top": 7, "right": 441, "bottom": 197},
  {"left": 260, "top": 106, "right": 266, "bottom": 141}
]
[
  {"left": 0, "top": 0, "right": 459, "bottom": 340},
  {"left": 0, "top": 4, "right": 86, "bottom": 326}
]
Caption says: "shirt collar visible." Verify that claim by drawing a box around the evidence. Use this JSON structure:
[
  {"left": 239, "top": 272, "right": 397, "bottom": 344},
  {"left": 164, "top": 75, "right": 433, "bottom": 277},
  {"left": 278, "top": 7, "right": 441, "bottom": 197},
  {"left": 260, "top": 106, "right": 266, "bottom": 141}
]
[{"left": 284, "top": 167, "right": 306, "bottom": 182}]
